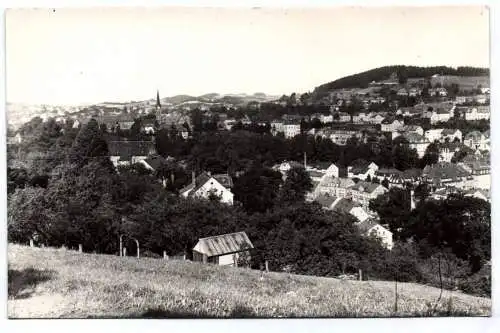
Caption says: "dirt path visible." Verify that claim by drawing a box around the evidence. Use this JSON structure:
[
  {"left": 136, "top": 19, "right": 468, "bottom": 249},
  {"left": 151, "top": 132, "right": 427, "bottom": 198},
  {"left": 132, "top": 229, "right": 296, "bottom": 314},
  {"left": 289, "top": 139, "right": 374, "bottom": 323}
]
[{"left": 8, "top": 293, "right": 68, "bottom": 318}]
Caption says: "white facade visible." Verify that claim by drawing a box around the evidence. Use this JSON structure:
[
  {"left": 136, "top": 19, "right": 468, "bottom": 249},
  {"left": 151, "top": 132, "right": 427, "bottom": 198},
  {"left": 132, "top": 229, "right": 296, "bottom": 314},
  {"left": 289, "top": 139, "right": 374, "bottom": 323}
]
[
  {"left": 183, "top": 177, "right": 234, "bottom": 204},
  {"left": 364, "top": 224, "right": 393, "bottom": 250},
  {"left": 347, "top": 162, "right": 379, "bottom": 181},
  {"left": 381, "top": 120, "right": 404, "bottom": 132},
  {"left": 465, "top": 107, "right": 490, "bottom": 121},
  {"left": 283, "top": 123, "right": 301, "bottom": 138},
  {"left": 425, "top": 129, "right": 444, "bottom": 143},
  {"left": 350, "top": 206, "right": 370, "bottom": 223}
]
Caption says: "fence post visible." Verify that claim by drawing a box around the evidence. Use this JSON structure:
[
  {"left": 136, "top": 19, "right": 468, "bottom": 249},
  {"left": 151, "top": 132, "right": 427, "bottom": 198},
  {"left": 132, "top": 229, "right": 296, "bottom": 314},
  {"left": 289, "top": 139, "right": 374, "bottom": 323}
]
[
  {"left": 79, "top": 244, "right": 83, "bottom": 253},
  {"left": 29, "top": 239, "right": 34, "bottom": 248},
  {"left": 123, "top": 247, "right": 127, "bottom": 257},
  {"left": 163, "top": 251, "right": 167, "bottom": 259},
  {"left": 359, "top": 269, "right": 362, "bottom": 281},
  {"left": 265, "top": 260, "right": 269, "bottom": 273}
]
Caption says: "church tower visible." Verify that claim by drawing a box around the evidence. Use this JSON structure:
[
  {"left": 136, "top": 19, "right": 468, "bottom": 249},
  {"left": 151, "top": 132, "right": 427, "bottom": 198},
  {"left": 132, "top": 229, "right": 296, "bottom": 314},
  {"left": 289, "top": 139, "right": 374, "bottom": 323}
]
[{"left": 155, "top": 89, "right": 162, "bottom": 121}]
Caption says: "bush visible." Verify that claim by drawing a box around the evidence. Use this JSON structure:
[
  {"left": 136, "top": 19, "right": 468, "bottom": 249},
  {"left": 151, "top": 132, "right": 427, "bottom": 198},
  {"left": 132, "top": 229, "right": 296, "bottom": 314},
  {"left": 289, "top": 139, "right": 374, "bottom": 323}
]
[{"left": 459, "top": 265, "right": 491, "bottom": 297}]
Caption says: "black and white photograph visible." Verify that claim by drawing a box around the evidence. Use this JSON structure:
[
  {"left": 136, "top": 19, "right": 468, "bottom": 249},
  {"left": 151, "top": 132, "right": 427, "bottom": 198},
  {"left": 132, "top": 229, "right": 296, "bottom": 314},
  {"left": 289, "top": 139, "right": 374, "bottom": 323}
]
[{"left": 5, "top": 5, "right": 492, "bottom": 320}]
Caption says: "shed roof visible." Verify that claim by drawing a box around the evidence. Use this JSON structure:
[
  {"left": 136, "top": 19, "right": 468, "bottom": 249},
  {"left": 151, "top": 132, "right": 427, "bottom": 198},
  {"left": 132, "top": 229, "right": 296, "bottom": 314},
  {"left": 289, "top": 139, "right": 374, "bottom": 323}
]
[{"left": 193, "top": 231, "right": 254, "bottom": 257}]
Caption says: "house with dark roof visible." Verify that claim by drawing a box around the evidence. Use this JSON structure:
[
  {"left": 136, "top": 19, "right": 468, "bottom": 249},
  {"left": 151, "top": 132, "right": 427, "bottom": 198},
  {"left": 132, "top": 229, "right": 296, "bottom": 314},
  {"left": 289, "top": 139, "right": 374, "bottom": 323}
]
[
  {"left": 313, "top": 176, "right": 355, "bottom": 199},
  {"left": 347, "top": 161, "right": 378, "bottom": 181},
  {"left": 357, "top": 219, "right": 393, "bottom": 250},
  {"left": 422, "top": 162, "right": 473, "bottom": 190},
  {"left": 107, "top": 140, "right": 156, "bottom": 168},
  {"left": 402, "top": 132, "right": 430, "bottom": 158},
  {"left": 347, "top": 181, "right": 387, "bottom": 210},
  {"left": 464, "top": 188, "right": 490, "bottom": 202},
  {"left": 331, "top": 198, "right": 371, "bottom": 223},
  {"left": 464, "top": 131, "right": 489, "bottom": 151},
  {"left": 381, "top": 118, "right": 404, "bottom": 133},
  {"left": 314, "top": 194, "right": 338, "bottom": 210},
  {"left": 192, "top": 231, "right": 254, "bottom": 266},
  {"left": 179, "top": 171, "right": 234, "bottom": 204}
]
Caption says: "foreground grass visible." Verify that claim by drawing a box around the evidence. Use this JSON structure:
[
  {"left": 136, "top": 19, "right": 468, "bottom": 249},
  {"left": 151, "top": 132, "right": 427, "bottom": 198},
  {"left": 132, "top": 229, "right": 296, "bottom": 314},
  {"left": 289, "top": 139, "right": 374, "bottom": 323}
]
[{"left": 8, "top": 244, "right": 491, "bottom": 318}]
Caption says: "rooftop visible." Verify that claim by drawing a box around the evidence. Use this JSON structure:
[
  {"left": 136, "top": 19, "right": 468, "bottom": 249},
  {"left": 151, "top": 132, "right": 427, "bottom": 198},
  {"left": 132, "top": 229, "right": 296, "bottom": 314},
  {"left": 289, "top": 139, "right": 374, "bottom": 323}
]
[{"left": 193, "top": 231, "right": 254, "bottom": 257}]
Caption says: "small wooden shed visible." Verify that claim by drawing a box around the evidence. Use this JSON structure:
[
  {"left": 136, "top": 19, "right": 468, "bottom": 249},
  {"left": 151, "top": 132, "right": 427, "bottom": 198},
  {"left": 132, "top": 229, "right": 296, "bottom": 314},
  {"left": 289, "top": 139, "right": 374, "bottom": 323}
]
[{"left": 192, "top": 231, "right": 254, "bottom": 266}]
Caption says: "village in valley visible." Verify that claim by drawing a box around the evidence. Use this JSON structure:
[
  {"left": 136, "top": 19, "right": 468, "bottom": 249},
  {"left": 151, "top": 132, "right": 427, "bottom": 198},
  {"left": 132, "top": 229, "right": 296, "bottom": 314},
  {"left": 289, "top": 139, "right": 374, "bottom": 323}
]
[
  {"left": 5, "top": 7, "right": 492, "bottom": 320},
  {"left": 8, "top": 66, "right": 490, "bottom": 274}
]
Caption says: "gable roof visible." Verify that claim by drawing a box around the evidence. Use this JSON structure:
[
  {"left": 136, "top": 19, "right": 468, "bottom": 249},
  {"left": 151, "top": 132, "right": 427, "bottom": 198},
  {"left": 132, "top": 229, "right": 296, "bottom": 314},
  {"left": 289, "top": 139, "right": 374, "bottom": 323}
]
[
  {"left": 315, "top": 194, "right": 338, "bottom": 209},
  {"left": 422, "top": 162, "right": 471, "bottom": 183},
  {"left": 403, "top": 132, "right": 428, "bottom": 143},
  {"left": 331, "top": 198, "right": 357, "bottom": 214},
  {"left": 349, "top": 161, "right": 377, "bottom": 175},
  {"left": 193, "top": 231, "right": 254, "bottom": 257},
  {"left": 318, "top": 176, "right": 355, "bottom": 189},
  {"left": 464, "top": 131, "right": 485, "bottom": 140},
  {"left": 107, "top": 140, "right": 156, "bottom": 160},
  {"left": 143, "top": 155, "right": 166, "bottom": 171},
  {"left": 441, "top": 128, "right": 460, "bottom": 136},
  {"left": 179, "top": 172, "right": 233, "bottom": 197},
  {"left": 213, "top": 174, "right": 234, "bottom": 189},
  {"left": 348, "top": 181, "right": 384, "bottom": 194},
  {"left": 357, "top": 219, "right": 387, "bottom": 234}
]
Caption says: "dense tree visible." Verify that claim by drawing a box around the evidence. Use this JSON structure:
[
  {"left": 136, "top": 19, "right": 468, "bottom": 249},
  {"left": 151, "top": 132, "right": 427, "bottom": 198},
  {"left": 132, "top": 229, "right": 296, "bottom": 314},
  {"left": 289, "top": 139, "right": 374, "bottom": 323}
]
[
  {"left": 277, "top": 166, "right": 313, "bottom": 204},
  {"left": 233, "top": 165, "right": 283, "bottom": 213},
  {"left": 369, "top": 188, "right": 412, "bottom": 240}
]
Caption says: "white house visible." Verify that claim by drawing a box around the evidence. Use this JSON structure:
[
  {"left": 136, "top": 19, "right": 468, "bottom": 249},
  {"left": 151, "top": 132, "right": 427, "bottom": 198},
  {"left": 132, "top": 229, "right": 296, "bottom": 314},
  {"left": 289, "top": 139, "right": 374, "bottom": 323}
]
[
  {"left": 465, "top": 106, "right": 490, "bottom": 121},
  {"left": 425, "top": 129, "right": 444, "bottom": 143},
  {"left": 441, "top": 129, "right": 463, "bottom": 143},
  {"left": 402, "top": 132, "right": 430, "bottom": 158},
  {"left": 313, "top": 176, "right": 355, "bottom": 199},
  {"left": 357, "top": 220, "right": 393, "bottom": 250},
  {"left": 330, "top": 197, "right": 371, "bottom": 223},
  {"left": 271, "top": 120, "right": 284, "bottom": 134},
  {"left": 347, "top": 181, "right": 388, "bottom": 210},
  {"left": 430, "top": 106, "right": 454, "bottom": 124},
  {"left": 347, "top": 161, "right": 379, "bottom": 181},
  {"left": 381, "top": 118, "right": 404, "bottom": 132},
  {"left": 464, "top": 131, "right": 488, "bottom": 151},
  {"left": 179, "top": 172, "right": 234, "bottom": 205},
  {"left": 192, "top": 232, "right": 254, "bottom": 266},
  {"left": 329, "top": 130, "right": 360, "bottom": 145},
  {"left": 307, "top": 162, "right": 339, "bottom": 178},
  {"left": 283, "top": 122, "right": 301, "bottom": 139}
]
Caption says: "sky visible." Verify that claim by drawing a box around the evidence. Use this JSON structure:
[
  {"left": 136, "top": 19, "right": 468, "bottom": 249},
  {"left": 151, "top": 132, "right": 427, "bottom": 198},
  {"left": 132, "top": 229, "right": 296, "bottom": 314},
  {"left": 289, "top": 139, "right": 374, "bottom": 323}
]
[{"left": 5, "top": 6, "right": 490, "bottom": 105}]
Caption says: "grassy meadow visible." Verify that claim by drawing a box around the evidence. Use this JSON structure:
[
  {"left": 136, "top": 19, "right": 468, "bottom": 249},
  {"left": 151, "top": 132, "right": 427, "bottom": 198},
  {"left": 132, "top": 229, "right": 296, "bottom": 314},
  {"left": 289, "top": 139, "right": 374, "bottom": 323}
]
[{"left": 8, "top": 244, "right": 491, "bottom": 318}]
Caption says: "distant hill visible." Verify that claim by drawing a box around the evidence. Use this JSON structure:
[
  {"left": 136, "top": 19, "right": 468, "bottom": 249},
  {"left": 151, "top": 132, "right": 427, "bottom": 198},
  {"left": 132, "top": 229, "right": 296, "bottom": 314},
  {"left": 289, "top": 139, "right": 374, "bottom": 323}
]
[{"left": 314, "top": 65, "right": 490, "bottom": 94}]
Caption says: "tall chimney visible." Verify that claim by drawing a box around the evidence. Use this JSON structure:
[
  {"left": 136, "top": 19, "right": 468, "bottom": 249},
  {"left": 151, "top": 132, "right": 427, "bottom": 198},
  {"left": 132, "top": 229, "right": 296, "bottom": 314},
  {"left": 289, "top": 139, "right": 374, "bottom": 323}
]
[
  {"left": 410, "top": 190, "right": 416, "bottom": 210},
  {"left": 192, "top": 171, "right": 196, "bottom": 186}
]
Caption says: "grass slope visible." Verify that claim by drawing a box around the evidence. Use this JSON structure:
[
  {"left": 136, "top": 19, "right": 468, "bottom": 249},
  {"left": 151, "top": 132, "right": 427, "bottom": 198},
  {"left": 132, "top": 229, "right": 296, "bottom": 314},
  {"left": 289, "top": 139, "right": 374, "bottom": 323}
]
[{"left": 7, "top": 244, "right": 491, "bottom": 318}]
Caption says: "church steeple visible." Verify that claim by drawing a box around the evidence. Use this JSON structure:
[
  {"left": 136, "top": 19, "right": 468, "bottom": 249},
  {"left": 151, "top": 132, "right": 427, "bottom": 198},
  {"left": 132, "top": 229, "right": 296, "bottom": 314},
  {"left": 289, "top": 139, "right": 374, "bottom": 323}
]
[{"left": 156, "top": 90, "right": 161, "bottom": 109}]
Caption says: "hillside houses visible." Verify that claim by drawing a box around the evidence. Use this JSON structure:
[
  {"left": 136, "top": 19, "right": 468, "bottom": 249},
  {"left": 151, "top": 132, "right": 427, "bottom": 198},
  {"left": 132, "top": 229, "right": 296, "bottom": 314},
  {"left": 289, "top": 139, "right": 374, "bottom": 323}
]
[
  {"left": 315, "top": 194, "right": 371, "bottom": 223},
  {"left": 179, "top": 172, "right": 234, "bottom": 205},
  {"left": 357, "top": 219, "right": 393, "bottom": 250},
  {"left": 313, "top": 176, "right": 356, "bottom": 199},
  {"left": 381, "top": 118, "right": 404, "bottom": 132},
  {"left": 401, "top": 132, "right": 430, "bottom": 158},
  {"left": 463, "top": 131, "right": 489, "bottom": 151},
  {"left": 347, "top": 161, "right": 378, "bottom": 180},
  {"left": 347, "top": 181, "right": 387, "bottom": 210},
  {"left": 107, "top": 140, "right": 157, "bottom": 168},
  {"left": 375, "top": 168, "right": 422, "bottom": 188},
  {"left": 464, "top": 106, "right": 490, "bottom": 121},
  {"left": 422, "top": 162, "right": 472, "bottom": 190},
  {"left": 424, "top": 128, "right": 462, "bottom": 143}
]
